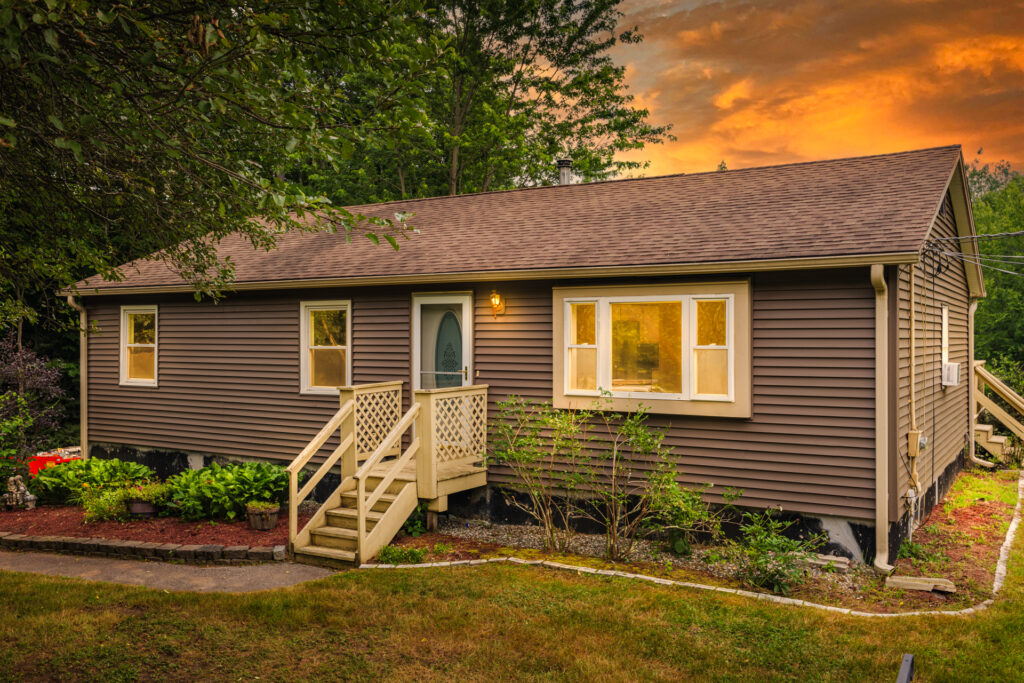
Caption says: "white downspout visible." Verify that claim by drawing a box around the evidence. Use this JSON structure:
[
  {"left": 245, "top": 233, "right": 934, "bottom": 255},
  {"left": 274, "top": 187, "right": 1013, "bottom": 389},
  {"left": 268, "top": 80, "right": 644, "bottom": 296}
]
[
  {"left": 66, "top": 294, "right": 88, "bottom": 459},
  {"left": 967, "top": 298, "right": 991, "bottom": 467},
  {"left": 871, "top": 265, "right": 894, "bottom": 573}
]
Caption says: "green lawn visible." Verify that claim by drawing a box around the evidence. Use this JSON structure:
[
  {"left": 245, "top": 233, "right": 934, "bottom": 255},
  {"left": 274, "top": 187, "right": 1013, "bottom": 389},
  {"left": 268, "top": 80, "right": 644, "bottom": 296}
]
[{"left": 2, "top": 534, "right": 1024, "bottom": 683}]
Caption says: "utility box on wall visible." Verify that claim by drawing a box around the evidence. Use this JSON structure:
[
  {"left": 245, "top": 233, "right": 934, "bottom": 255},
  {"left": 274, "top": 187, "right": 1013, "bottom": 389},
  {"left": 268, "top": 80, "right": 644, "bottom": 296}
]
[{"left": 941, "top": 362, "right": 960, "bottom": 387}]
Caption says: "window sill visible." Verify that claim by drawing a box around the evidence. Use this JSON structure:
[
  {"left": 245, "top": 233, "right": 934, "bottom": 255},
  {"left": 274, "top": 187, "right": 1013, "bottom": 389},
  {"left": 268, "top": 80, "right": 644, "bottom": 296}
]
[
  {"left": 119, "top": 380, "right": 158, "bottom": 388},
  {"left": 553, "top": 392, "right": 751, "bottom": 418},
  {"left": 300, "top": 387, "right": 341, "bottom": 396}
]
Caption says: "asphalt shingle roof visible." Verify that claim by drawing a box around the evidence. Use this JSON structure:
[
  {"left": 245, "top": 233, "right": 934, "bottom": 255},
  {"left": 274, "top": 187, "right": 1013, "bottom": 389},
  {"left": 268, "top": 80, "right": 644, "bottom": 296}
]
[{"left": 78, "top": 145, "right": 963, "bottom": 292}]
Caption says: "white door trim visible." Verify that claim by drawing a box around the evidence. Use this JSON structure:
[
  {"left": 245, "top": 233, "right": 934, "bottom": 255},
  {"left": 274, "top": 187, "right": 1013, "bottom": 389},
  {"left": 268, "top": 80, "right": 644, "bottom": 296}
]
[{"left": 412, "top": 292, "right": 474, "bottom": 390}]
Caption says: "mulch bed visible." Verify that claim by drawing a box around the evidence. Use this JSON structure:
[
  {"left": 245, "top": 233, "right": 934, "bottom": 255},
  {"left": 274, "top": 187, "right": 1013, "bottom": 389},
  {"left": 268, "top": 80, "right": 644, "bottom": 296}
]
[{"left": 0, "top": 505, "right": 313, "bottom": 547}]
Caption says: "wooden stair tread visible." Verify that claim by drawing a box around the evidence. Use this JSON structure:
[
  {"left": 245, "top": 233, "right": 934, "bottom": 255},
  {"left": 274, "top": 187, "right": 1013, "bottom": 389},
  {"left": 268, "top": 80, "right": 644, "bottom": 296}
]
[
  {"left": 294, "top": 545, "right": 356, "bottom": 562},
  {"left": 310, "top": 526, "right": 358, "bottom": 539},
  {"left": 339, "top": 490, "right": 400, "bottom": 502},
  {"left": 326, "top": 507, "right": 385, "bottom": 520}
]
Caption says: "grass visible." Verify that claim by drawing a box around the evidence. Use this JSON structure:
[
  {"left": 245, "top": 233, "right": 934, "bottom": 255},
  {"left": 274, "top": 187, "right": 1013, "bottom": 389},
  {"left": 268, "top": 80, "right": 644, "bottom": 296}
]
[
  {"left": 2, "top": 534, "right": 1024, "bottom": 681},
  {"left": 944, "top": 468, "right": 1020, "bottom": 513}
]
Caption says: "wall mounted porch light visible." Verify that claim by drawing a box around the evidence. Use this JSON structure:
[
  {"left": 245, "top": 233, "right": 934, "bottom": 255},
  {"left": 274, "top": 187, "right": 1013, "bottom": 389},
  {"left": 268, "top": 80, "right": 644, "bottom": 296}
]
[{"left": 490, "top": 290, "right": 506, "bottom": 317}]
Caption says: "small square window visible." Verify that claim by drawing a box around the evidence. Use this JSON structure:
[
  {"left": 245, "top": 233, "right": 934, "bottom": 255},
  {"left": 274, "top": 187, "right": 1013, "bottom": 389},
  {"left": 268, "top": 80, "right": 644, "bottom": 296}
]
[
  {"left": 301, "top": 301, "right": 351, "bottom": 394},
  {"left": 120, "top": 306, "right": 158, "bottom": 386}
]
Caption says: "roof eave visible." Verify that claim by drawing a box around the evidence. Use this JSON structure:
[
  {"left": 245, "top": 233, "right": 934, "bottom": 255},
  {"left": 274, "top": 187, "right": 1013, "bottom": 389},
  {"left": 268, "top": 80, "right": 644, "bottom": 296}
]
[{"left": 66, "top": 251, "right": 921, "bottom": 298}]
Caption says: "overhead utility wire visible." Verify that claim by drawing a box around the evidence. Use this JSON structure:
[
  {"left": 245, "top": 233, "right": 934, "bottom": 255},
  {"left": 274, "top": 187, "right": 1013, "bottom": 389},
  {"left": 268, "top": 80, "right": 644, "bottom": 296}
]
[{"left": 934, "top": 230, "right": 1024, "bottom": 242}]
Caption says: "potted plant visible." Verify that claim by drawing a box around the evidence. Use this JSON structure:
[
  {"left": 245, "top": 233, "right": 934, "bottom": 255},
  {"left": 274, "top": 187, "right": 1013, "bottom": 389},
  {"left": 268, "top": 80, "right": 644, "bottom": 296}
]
[
  {"left": 127, "top": 482, "right": 167, "bottom": 519},
  {"left": 246, "top": 500, "right": 281, "bottom": 530}
]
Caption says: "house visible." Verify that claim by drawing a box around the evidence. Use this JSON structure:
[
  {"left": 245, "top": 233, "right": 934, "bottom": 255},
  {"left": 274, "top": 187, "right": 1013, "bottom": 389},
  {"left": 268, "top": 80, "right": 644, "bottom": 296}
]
[{"left": 69, "top": 145, "right": 988, "bottom": 568}]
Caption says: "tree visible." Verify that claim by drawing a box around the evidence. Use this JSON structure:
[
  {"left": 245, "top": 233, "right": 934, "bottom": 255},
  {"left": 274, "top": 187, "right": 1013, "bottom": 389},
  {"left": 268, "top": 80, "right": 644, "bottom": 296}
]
[
  {"left": 295, "top": 0, "right": 672, "bottom": 204},
  {"left": 973, "top": 173, "right": 1024, "bottom": 362},
  {"left": 0, "top": 0, "right": 445, "bottom": 340}
]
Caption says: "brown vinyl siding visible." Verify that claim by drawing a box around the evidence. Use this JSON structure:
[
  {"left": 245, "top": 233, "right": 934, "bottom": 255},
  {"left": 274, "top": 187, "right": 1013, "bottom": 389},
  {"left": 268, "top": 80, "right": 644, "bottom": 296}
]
[
  {"left": 86, "top": 269, "right": 878, "bottom": 520},
  {"left": 86, "top": 288, "right": 411, "bottom": 463},
  {"left": 474, "top": 270, "right": 877, "bottom": 520},
  {"left": 894, "top": 193, "right": 971, "bottom": 506}
]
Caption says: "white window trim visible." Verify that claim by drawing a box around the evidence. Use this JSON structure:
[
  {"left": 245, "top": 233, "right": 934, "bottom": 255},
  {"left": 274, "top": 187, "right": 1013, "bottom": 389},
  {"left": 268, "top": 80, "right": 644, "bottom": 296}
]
[
  {"left": 119, "top": 305, "right": 158, "bottom": 387},
  {"left": 940, "top": 305, "right": 949, "bottom": 365},
  {"left": 300, "top": 300, "right": 352, "bottom": 395},
  {"left": 562, "top": 293, "right": 735, "bottom": 404}
]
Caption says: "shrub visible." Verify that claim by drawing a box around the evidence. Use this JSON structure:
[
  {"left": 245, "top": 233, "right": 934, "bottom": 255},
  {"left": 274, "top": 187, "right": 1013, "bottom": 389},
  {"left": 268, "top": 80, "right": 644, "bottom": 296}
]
[
  {"left": 489, "top": 396, "right": 592, "bottom": 552},
  {"left": 30, "top": 457, "right": 154, "bottom": 504},
  {"left": 728, "top": 509, "right": 825, "bottom": 595},
  {"left": 401, "top": 503, "right": 427, "bottom": 537},
  {"left": 246, "top": 500, "right": 280, "bottom": 513},
  {"left": 0, "top": 334, "right": 69, "bottom": 457},
  {"left": 81, "top": 486, "right": 133, "bottom": 522},
  {"left": 377, "top": 545, "right": 426, "bottom": 564},
  {"left": 0, "top": 391, "right": 34, "bottom": 481},
  {"left": 125, "top": 481, "right": 169, "bottom": 505},
  {"left": 646, "top": 464, "right": 742, "bottom": 556},
  {"left": 164, "top": 461, "right": 290, "bottom": 521}
]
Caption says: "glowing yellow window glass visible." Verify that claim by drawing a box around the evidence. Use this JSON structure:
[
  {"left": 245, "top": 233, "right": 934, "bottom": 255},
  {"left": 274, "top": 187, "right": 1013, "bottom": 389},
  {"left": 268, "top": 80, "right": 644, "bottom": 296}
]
[
  {"left": 124, "top": 310, "right": 156, "bottom": 382},
  {"left": 696, "top": 300, "right": 726, "bottom": 346},
  {"left": 694, "top": 299, "right": 728, "bottom": 396},
  {"left": 610, "top": 302, "right": 682, "bottom": 394},
  {"left": 308, "top": 307, "right": 348, "bottom": 388},
  {"left": 568, "top": 302, "right": 597, "bottom": 391}
]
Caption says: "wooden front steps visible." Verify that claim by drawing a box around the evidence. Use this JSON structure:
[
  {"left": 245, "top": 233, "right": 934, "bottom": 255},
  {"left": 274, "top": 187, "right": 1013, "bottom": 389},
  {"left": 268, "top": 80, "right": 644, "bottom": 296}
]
[
  {"left": 975, "top": 423, "right": 1008, "bottom": 459},
  {"left": 294, "top": 471, "right": 417, "bottom": 568},
  {"left": 287, "top": 382, "right": 489, "bottom": 569}
]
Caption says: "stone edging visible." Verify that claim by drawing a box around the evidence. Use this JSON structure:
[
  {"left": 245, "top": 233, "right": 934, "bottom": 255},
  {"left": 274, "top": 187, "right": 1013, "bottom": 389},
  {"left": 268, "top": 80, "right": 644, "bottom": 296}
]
[
  {"left": 357, "top": 470, "right": 1024, "bottom": 619},
  {"left": 0, "top": 531, "right": 287, "bottom": 565}
]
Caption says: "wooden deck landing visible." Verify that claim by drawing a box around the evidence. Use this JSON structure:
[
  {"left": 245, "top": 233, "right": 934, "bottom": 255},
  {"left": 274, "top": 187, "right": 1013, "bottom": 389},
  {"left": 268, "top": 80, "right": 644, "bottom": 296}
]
[{"left": 369, "top": 457, "right": 487, "bottom": 502}]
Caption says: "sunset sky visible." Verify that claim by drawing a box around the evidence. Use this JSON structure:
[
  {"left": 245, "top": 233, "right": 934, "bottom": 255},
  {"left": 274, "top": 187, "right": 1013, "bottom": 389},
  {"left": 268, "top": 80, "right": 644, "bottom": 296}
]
[{"left": 614, "top": 0, "right": 1024, "bottom": 175}]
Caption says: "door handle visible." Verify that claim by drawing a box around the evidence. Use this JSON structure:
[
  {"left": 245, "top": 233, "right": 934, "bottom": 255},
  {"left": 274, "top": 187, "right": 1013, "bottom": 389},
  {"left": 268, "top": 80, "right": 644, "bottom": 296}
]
[{"left": 463, "top": 366, "right": 469, "bottom": 379}]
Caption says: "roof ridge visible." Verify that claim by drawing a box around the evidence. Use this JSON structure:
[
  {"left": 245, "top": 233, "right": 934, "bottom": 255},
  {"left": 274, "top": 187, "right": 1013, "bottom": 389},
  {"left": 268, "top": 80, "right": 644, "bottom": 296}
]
[{"left": 344, "top": 145, "right": 963, "bottom": 212}]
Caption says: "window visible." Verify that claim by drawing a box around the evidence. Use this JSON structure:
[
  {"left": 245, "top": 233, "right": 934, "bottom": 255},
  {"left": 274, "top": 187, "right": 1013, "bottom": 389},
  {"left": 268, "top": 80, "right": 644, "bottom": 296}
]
[
  {"left": 120, "top": 306, "right": 158, "bottom": 386},
  {"left": 300, "top": 301, "right": 351, "bottom": 394},
  {"left": 553, "top": 282, "right": 751, "bottom": 417},
  {"left": 940, "top": 306, "right": 949, "bottom": 365}
]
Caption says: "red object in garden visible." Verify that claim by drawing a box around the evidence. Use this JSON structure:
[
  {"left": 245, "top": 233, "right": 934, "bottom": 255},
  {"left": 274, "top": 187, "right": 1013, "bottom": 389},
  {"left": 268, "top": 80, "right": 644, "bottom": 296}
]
[{"left": 28, "top": 447, "right": 82, "bottom": 477}]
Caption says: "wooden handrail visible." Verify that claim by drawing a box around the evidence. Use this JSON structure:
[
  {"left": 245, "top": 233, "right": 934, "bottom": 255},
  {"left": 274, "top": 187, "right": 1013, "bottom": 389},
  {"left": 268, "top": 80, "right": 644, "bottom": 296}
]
[
  {"left": 976, "top": 364, "right": 1024, "bottom": 417},
  {"left": 287, "top": 400, "right": 354, "bottom": 474},
  {"left": 296, "top": 434, "right": 354, "bottom": 503},
  {"left": 353, "top": 403, "right": 421, "bottom": 481}
]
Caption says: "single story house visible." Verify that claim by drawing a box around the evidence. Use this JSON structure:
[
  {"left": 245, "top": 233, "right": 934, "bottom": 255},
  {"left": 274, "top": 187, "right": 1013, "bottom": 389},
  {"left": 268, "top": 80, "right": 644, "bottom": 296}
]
[{"left": 69, "top": 145, "right": 986, "bottom": 568}]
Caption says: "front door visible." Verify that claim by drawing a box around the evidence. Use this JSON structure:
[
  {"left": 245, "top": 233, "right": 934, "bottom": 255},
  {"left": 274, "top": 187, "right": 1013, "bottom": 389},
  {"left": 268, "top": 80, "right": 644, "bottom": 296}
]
[{"left": 413, "top": 293, "right": 473, "bottom": 390}]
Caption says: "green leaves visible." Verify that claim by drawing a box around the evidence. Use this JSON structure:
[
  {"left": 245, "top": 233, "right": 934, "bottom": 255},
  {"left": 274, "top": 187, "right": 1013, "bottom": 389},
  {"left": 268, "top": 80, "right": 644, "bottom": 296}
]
[
  {"left": 2, "top": 1, "right": 439, "bottom": 328},
  {"left": 164, "top": 462, "right": 291, "bottom": 521}
]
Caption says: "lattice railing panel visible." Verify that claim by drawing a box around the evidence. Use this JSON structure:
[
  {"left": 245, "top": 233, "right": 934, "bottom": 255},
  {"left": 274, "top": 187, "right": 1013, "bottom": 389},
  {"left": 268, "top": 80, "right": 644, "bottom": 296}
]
[
  {"left": 354, "top": 386, "right": 402, "bottom": 457},
  {"left": 432, "top": 391, "right": 487, "bottom": 463}
]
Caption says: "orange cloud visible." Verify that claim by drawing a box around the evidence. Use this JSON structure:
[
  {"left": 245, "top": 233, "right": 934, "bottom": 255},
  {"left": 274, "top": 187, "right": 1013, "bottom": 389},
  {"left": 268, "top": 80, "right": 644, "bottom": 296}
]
[{"left": 615, "top": 0, "right": 1024, "bottom": 174}]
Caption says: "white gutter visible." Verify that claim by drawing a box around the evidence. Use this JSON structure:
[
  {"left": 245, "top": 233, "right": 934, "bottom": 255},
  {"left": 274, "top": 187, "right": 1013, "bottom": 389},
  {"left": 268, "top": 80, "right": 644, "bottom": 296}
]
[
  {"left": 65, "top": 294, "right": 88, "bottom": 459},
  {"left": 870, "top": 265, "right": 894, "bottom": 573}
]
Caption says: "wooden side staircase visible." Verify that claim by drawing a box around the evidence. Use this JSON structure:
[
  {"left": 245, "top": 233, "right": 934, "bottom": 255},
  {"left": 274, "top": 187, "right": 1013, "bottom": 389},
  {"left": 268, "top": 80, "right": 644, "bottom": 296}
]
[
  {"left": 974, "top": 361, "right": 1024, "bottom": 461},
  {"left": 285, "top": 381, "right": 487, "bottom": 568}
]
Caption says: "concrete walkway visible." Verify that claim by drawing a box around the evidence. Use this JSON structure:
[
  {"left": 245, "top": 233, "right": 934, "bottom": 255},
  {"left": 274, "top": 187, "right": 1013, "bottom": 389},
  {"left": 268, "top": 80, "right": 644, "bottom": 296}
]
[{"left": 0, "top": 550, "right": 335, "bottom": 593}]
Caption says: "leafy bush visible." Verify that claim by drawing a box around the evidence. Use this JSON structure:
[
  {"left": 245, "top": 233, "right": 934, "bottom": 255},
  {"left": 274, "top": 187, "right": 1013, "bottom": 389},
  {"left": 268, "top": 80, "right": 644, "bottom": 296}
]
[
  {"left": 728, "top": 510, "right": 825, "bottom": 595},
  {"left": 164, "top": 461, "right": 290, "bottom": 521},
  {"left": 489, "top": 396, "right": 594, "bottom": 553},
  {"left": 30, "top": 457, "right": 154, "bottom": 504},
  {"left": 377, "top": 545, "right": 427, "bottom": 564},
  {"left": 246, "top": 500, "right": 281, "bottom": 513},
  {"left": 0, "top": 334, "right": 69, "bottom": 457},
  {"left": 0, "top": 391, "right": 34, "bottom": 481},
  {"left": 125, "top": 481, "right": 169, "bottom": 505},
  {"left": 81, "top": 486, "right": 133, "bottom": 522},
  {"left": 401, "top": 503, "right": 427, "bottom": 537},
  {"left": 646, "top": 464, "right": 741, "bottom": 556},
  {"left": 492, "top": 394, "right": 734, "bottom": 561}
]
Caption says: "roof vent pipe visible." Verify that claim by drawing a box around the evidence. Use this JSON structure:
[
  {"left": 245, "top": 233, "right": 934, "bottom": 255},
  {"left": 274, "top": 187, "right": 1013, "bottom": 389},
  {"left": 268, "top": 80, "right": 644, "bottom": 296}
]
[{"left": 557, "top": 158, "right": 573, "bottom": 185}]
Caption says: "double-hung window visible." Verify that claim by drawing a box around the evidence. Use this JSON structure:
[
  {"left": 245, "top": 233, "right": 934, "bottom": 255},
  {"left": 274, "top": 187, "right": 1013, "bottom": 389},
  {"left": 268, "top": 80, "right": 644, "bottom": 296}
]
[
  {"left": 300, "top": 300, "right": 351, "bottom": 394},
  {"left": 554, "top": 282, "right": 751, "bottom": 417},
  {"left": 120, "top": 305, "right": 158, "bottom": 386}
]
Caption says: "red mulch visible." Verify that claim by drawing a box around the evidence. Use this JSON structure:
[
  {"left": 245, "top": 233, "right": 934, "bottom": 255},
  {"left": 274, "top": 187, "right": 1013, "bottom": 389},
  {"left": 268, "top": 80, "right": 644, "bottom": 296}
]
[{"left": 0, "top": 505, "right": 313, "bottom": 547}]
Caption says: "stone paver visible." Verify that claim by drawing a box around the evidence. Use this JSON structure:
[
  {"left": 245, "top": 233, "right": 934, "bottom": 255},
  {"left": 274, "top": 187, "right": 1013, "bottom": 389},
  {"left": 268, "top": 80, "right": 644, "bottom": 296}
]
[{"left": 0, "top": 550, "right": 334, "bottom": 593}]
